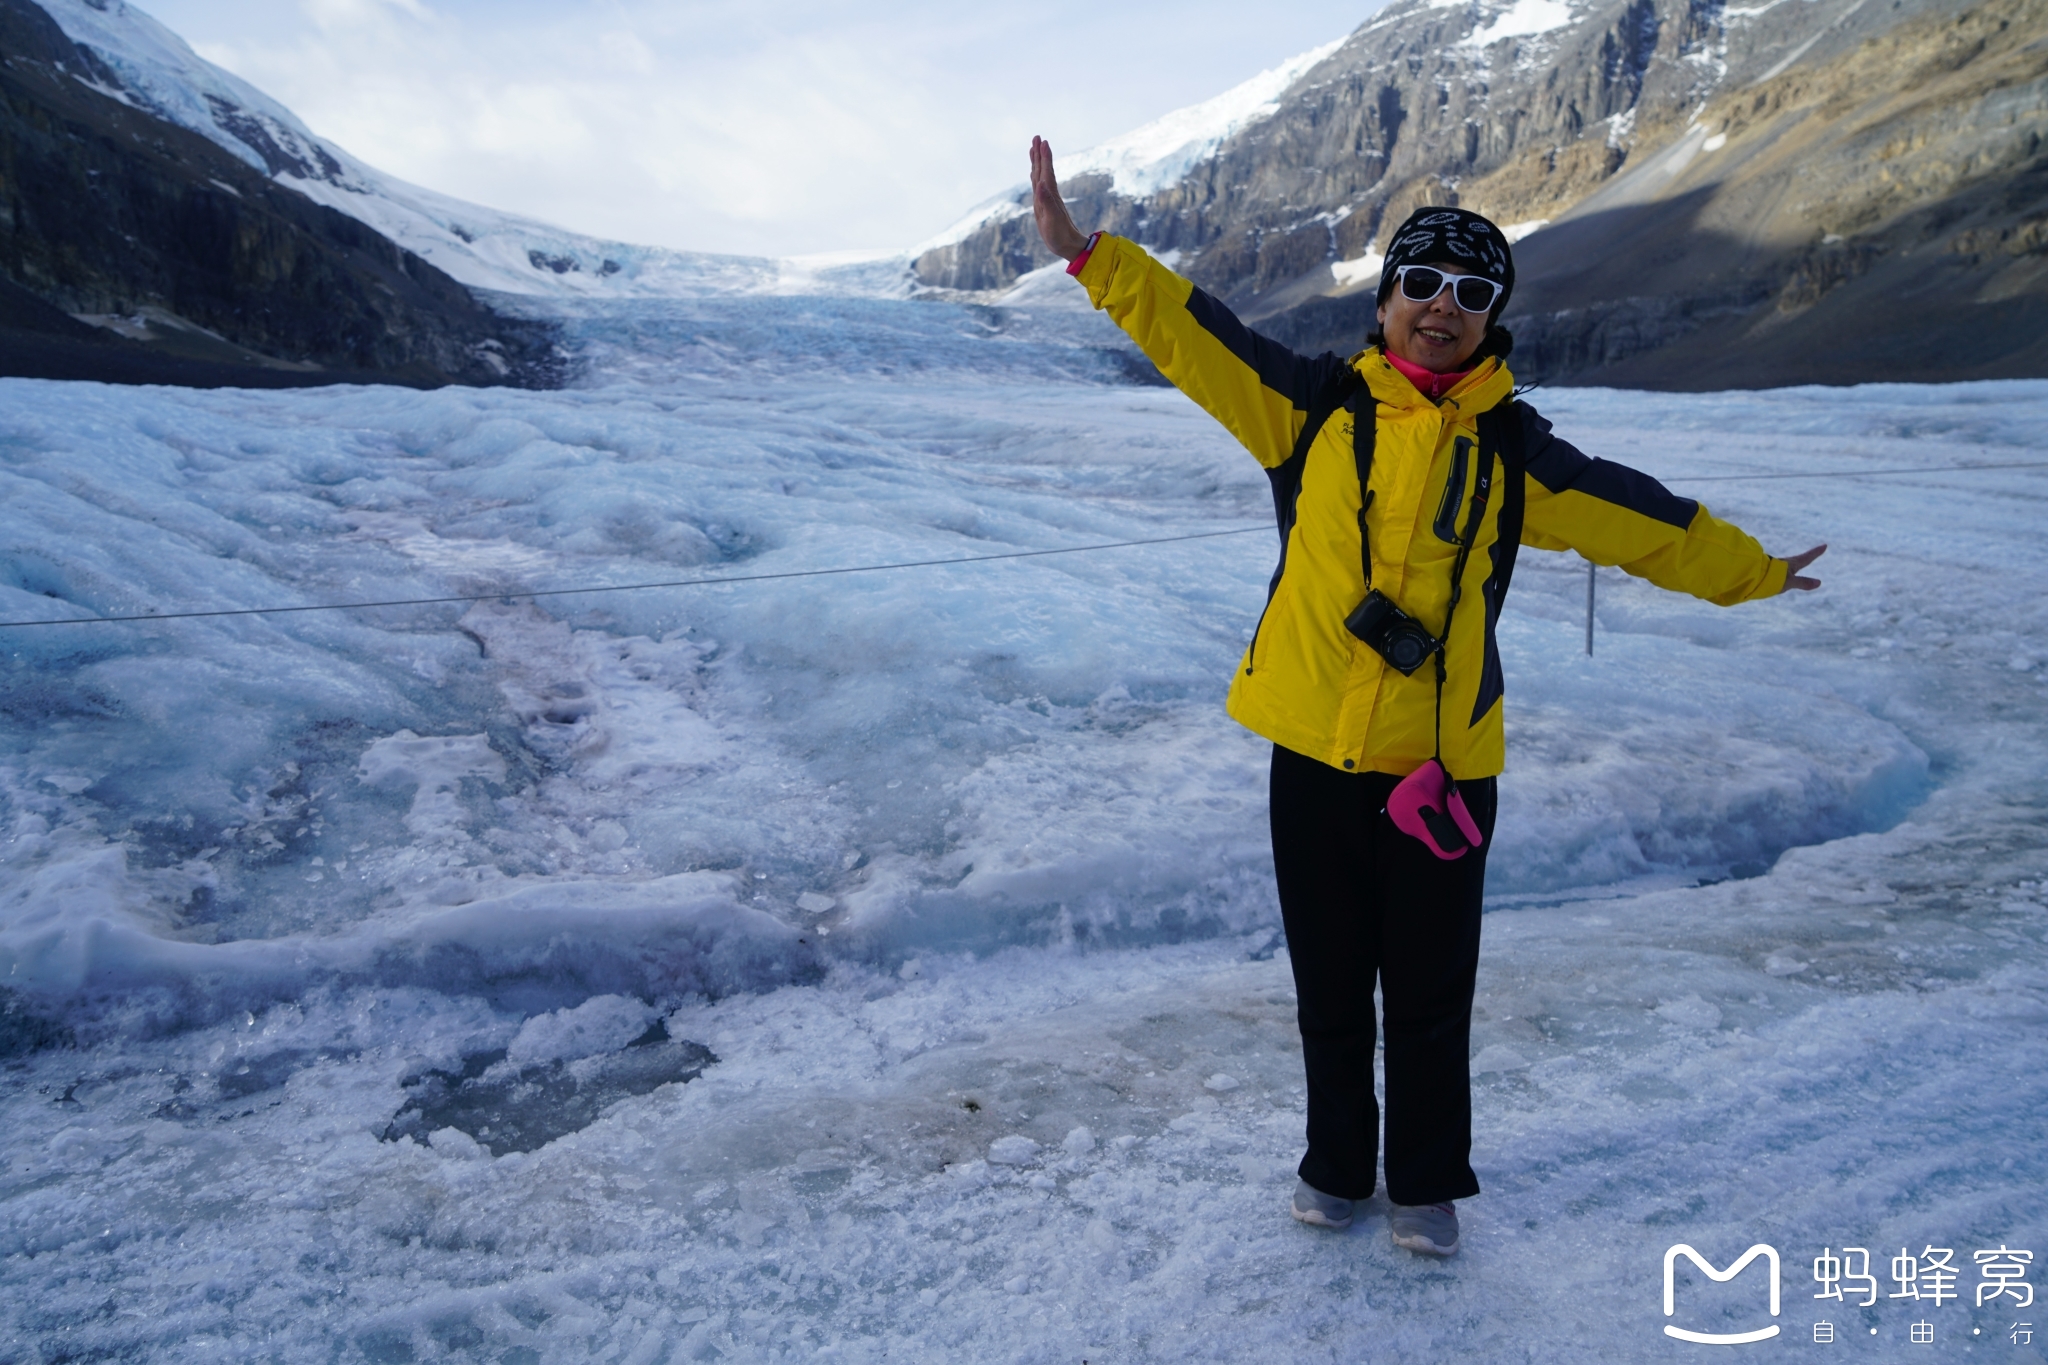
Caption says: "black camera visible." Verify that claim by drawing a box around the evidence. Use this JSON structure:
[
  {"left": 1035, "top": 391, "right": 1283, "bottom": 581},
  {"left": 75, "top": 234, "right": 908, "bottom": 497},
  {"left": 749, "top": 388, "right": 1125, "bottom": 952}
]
[{"left": 1345, "top": 591, "right": 1440, "bottom": 676}]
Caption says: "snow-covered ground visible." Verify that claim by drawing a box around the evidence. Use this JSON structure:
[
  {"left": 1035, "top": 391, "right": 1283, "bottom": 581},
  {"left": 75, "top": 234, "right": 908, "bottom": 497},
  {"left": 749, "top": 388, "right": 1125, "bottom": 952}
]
[{"left": 2, "top": 287, "right": 2044, "bottom": 1362}]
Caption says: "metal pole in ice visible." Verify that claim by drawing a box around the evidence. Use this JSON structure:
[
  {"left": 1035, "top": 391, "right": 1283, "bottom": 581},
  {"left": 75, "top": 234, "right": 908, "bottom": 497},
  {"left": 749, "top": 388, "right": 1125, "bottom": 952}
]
[{"left": 1585, "top": 557, "right": 1596, "bottom": 656}]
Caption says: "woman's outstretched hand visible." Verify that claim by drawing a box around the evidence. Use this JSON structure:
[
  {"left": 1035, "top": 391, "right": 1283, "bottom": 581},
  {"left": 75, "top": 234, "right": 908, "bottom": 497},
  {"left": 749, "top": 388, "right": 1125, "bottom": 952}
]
[
  {"left": 1780, "top": 543, "right": 1826, "bottom": 591},
  {"left": 1029, "top": 136, "right": 1090, "bottom": 262}
]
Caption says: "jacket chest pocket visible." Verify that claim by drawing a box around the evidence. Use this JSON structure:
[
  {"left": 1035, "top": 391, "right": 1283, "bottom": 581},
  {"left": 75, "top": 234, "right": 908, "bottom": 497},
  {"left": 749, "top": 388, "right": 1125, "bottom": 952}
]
[{"left": 1431, "top": 436, "right": 1474, "bottom": 545}]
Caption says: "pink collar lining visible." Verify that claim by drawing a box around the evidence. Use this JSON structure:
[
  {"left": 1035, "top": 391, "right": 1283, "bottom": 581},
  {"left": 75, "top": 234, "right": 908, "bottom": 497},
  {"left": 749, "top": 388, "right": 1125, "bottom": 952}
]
[{"left": 1384, "top": 350, "right": 1472, "bottom": 401}]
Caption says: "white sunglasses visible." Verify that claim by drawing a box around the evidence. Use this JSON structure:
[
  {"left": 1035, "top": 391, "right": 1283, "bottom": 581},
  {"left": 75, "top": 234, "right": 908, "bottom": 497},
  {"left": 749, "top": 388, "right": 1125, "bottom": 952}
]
[{"left": 1392, "top": 265, "right": 1505, "bottom": 314}]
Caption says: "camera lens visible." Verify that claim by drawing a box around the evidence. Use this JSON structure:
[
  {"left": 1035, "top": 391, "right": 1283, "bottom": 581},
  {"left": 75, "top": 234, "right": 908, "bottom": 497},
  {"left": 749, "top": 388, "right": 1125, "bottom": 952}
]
[{"left": 1389, "top": 633, "right": 1429, "bottom": 672}]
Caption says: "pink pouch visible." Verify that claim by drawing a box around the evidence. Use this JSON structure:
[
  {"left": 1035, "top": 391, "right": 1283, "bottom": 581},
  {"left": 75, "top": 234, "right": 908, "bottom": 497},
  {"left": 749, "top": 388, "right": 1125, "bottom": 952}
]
[{"left": 1385, "top": 759, "right": 1484, "bottom": 860}]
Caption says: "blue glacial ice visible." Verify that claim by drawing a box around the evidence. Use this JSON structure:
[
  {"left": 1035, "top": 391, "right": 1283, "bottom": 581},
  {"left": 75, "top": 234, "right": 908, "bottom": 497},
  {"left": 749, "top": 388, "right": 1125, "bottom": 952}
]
[{"left": 0, "top": 286, "right": 2043, "bottom": 1362}]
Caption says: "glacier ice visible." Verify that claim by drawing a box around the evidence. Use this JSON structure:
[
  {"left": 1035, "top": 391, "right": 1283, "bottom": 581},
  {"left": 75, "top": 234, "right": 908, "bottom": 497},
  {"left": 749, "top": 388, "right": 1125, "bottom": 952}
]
[{"left": 0, "top": 285, "right": 2042, "bottom": 1361}]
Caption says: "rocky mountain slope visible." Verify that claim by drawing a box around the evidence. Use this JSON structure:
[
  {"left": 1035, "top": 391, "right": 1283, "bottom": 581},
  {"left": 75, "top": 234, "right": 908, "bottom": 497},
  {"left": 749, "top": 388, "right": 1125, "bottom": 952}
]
[
  {"left": 29, "top": 0, "right": 866, "bottom": 301},
  {"left": 0, "top": 0, "right": 557, "bottom": 386},
  {"left": 920, "top": 0, "right": 2048, "bottom": 386}
]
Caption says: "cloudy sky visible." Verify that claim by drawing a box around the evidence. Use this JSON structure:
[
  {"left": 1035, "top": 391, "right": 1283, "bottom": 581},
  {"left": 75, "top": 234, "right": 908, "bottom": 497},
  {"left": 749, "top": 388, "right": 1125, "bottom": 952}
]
[{"left": 141, "top": 0, "right": 1370, "bottom": 259}]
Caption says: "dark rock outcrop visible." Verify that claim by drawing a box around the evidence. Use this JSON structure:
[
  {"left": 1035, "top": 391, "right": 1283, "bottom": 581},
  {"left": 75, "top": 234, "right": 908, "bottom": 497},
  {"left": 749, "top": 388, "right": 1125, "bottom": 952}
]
[
  {"left": 0, "top": 0, "right": 559, "bottom": 387},
  {"left": 917, "top": 0, "right": 1937, "bottom": 300},
  {"left": 919, "top": 0, "right": 2047, "bottom": 387},
  {"left": 1265, "top": 0, "right": 2048, "bottom": 386}
]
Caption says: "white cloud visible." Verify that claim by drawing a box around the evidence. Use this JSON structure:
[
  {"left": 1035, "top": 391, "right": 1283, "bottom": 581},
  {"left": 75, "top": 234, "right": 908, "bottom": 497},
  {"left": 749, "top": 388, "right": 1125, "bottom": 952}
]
[{"left": 144, "top": 0, "right": 1369, "bottom": 256}]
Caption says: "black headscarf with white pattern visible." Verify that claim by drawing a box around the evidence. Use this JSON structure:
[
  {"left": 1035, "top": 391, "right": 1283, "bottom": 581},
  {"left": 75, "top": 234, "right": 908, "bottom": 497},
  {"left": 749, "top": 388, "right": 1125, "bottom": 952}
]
[{"left": 1377, "top": 207, "right": 1515, "bottom": 319}]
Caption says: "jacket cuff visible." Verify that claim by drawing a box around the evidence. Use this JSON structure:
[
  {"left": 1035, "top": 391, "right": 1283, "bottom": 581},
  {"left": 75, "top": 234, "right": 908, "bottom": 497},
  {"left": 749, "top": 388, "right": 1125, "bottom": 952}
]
[
  {"left": 1072, "top": 233, "right": 1120, "bottom": 307},
  {"left": 1758, "top": 556, "right": 1791, "bottom": 599},
  {"left": 1065, "top": 231, "right": 1103, "bottom": 276}
]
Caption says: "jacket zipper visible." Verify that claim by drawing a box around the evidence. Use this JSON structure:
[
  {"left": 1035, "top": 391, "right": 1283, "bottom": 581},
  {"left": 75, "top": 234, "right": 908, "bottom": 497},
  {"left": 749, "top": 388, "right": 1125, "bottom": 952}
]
[
  {"left": 1245, "top": 531, "right": 1296, "bottom": 675},
  {"left": 1245, "top": 598, "right": 1271, "bottom": 675}
]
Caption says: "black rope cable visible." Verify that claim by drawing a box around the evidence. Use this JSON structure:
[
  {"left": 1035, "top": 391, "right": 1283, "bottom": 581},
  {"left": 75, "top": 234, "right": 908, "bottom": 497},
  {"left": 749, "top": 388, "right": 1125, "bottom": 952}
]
[
  {"left": 1, "top": 459, "right": 2042, "bottom": 631},
  {"left": 0, "top": 525, "right": 1271, "bottom": 630},
  {"left": 1669, "top": 459, "right": 2048, "bottom": 482}
]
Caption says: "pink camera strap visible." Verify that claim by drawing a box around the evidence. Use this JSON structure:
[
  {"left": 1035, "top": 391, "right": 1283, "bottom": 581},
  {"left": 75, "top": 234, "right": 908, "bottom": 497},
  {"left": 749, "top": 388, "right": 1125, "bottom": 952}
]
[{"left": 1386, "top": 759, "right": 1484, "bottom": 860}]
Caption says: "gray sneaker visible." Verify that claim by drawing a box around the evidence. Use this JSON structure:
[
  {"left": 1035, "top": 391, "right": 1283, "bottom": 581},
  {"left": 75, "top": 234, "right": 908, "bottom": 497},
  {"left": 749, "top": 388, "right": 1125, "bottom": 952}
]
[
  {"left": 1290, "top": 1180, "right": 1354, "bottom": 1230},
  {"left": 1389, "top": 1201, "right": 1459, "bottom": 1255}
]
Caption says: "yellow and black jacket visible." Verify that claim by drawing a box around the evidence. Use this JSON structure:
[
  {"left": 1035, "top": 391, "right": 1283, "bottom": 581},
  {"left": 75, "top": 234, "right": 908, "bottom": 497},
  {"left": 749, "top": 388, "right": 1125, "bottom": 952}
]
[{"left": 1073, "top": 234, "right": 1787, "bottom": 779}]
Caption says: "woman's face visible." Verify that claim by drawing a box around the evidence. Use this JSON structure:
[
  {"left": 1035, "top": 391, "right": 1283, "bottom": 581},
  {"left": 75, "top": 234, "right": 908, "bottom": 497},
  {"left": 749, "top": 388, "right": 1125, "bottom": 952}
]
[{"left": 1377, "top": 259, "right": 1491, "bottom": 373}]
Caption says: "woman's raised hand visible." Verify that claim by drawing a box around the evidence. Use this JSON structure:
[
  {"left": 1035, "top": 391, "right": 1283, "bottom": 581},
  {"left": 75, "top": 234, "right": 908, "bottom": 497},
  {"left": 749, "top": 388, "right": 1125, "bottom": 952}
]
[
  {"left": 1780, "top": 543, "right": 1826, "bottom": 591},
  {"left": 1029, "top": 136, "right": 1090, "bottom": 262}
]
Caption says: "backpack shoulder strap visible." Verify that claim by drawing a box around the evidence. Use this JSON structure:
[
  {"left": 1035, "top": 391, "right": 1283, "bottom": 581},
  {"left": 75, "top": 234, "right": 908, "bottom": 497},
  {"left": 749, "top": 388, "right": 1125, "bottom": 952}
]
[
  {"left": 1347, "top": 379, "right": 1377, "bottom": 593},
  {"left": 1477, "top": 397, "right": 1528, "bottom": 603},
  {"left": 1262, "top": 365, "right": 1365, "bottom": 596},
  {"left": 1297, "top": 365, "right": 1365, "bottom": 469}
]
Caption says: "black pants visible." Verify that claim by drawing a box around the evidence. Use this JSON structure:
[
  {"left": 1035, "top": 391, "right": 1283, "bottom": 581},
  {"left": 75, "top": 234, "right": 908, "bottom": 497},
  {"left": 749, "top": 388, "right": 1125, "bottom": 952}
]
[{"left": 1270, "top": 744, "right": 1497, "bottom": 1206}]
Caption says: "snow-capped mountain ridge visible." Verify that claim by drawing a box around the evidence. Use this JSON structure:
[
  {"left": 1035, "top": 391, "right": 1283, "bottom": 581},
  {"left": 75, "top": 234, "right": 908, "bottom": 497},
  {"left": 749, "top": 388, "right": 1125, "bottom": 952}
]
[
  {"left": 0, "top": 0, "right": 559, "bottom": 384},
  {"left": 41, "top": 0, "right": 361, "bottom": 187},
  {"left": 914, "top": 0, "right": 1746, "bottom": 298},
  {"left": 39, "top": 0, "right": 1363, "bottom": 305},
  {"left": 912, "top": 36, "right": 1349, "bottom": 266},
  {"left": 1056, "top": 36, "right": 1350, "bottom": 201},
  {"left": 31, "top": 0, "right": 843, "bottom": 299}
]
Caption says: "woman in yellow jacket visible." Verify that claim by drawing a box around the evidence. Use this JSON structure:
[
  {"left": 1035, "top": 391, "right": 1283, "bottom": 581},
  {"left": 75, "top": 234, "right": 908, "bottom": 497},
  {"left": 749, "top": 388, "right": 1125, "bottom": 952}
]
[{"left": 1028, "top": 138, "right": 1824, "bottom": 1257}]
